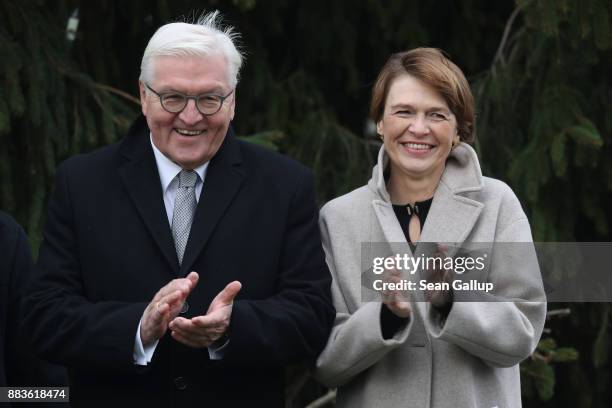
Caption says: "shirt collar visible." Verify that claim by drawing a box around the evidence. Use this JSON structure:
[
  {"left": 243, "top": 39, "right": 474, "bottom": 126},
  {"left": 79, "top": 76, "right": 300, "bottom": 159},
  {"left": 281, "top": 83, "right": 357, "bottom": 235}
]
[{"left": 150, "top": 134, "right": 209, "bottom": 192}]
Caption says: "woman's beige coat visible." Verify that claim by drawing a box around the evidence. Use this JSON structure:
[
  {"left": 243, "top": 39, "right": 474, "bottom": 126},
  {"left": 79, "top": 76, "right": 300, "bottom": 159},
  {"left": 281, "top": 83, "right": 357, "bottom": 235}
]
[{"left": 315, "top": 143, "right": 546, "bottom": 408}]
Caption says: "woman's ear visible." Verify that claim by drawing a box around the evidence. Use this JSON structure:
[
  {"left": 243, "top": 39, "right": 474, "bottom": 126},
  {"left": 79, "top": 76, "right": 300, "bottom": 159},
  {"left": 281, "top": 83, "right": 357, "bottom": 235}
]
[{"left": 452, "top": 134, "right": 460, "bottom": 149}]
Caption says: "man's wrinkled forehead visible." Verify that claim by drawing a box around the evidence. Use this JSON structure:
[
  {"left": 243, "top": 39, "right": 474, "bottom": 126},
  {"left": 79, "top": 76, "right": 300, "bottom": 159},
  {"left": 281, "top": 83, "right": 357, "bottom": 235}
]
[{"left": 148, "top": 53, "right": 231, "bottom": 89}]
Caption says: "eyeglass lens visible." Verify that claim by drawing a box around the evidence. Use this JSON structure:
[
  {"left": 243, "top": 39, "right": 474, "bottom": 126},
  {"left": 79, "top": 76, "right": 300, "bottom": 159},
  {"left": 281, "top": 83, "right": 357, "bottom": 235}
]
[{"left": 161, "top": 94, "right": 223, "bottom": 115}]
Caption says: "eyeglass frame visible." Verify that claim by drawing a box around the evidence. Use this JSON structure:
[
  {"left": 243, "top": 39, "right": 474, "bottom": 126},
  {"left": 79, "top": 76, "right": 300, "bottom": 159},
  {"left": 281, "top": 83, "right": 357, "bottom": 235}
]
[{"left": 145, "top": 83, "right": 234, "bottom": 116}]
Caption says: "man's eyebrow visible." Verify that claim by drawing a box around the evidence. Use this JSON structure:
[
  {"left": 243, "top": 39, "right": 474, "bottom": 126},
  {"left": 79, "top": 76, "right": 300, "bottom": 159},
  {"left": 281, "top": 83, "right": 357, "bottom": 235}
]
[
  {"left": 161, "top": 88, "right": 227, "bottom": 96},
  {"left": 155, "top": 87, "right": 179, "bottom": 93},
  {"left": 203, "top": 88, "right": 226, "bottom": 95}
]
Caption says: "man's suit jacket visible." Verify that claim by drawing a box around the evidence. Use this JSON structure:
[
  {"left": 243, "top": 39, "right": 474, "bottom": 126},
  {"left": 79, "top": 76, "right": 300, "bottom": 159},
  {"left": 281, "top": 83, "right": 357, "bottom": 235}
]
[
  {"left": 0, "top": 212, "right": 68, "bottom": 404},
  {"left": 24, "top": 116, "right": 335, "bottom": 407}
]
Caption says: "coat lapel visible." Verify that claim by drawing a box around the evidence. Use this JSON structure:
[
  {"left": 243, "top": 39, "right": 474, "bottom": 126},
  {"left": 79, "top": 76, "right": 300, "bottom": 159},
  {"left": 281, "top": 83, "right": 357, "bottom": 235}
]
[
  {"left": 371, "top": 184, "right": 483, "bottom": 252},
  {"left": 371, "top": 200, "right": 414, "bottom": 255},
  {"left": 368, "top": 149, "right": 413, "bottom": 256},
  {"left": 417, "top": 183, "right": 483, "bottom": 251},
  {"left": 371, "top": 200, "right": 408, "bottom": 243},
  {"left": 418, "top": 143, "right": 485, "bottom": 251},
  {"left": 118, "top": 117, "right": 179, "bottom": 273},
  {"left": 179, "top": 130, "right": 245, "bottom": 276}
]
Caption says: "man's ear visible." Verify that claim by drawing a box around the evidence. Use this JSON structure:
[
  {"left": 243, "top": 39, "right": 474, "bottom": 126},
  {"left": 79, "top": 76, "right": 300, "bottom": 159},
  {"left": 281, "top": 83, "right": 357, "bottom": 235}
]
[
  {"left": 139, "top": 81, "right": 148, "bottom": 116},
  {"left": 229, "top": 91, "right": 236, "bottom": 121}
]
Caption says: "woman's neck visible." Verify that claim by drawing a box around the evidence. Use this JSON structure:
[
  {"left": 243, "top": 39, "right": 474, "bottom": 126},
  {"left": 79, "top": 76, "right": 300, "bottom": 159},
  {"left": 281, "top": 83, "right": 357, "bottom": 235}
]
[{"left": 387, "top": 165, "right": 443, "bottom": 205}]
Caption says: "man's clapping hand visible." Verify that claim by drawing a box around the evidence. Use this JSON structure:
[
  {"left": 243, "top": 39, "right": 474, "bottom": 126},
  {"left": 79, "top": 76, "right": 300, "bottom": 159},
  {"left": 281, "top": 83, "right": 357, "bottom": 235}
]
[
  {"left": 169, "top": 280, "right": 242, "bottom": 348},
  {"left": 140, "top": 272, "right": 199, "bottom": 346}
]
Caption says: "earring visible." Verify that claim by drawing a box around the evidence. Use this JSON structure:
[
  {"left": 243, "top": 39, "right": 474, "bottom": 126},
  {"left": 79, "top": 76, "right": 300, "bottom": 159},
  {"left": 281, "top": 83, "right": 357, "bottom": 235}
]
[{"left": 451, "top": 135, "right": 460, "bottom": 149}]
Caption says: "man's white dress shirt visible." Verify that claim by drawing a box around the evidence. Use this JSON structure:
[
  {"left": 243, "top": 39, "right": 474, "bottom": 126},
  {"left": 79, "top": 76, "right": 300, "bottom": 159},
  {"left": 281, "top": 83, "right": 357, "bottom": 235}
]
[{"left": 133, "top": 136, "right": 223, "bottom": 365}]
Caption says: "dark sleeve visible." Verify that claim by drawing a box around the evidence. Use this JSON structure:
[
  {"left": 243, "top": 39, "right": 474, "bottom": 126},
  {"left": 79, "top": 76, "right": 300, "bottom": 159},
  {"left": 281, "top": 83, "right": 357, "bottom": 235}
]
[
  {"left": 22, "top": 163, "right": 147, "bottom": 372},
  {"left": 380, "top": 304, "right": 409, "bottom": 340},
  {"left": 223, "top": 170, "right": 335, "bottom": 365},
  {"left": 5, "top": 219, "right": 69, "bottom": 386}
]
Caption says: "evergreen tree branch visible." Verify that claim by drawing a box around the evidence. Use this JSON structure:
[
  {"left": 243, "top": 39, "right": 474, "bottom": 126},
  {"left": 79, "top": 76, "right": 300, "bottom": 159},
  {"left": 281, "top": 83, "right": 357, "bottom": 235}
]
[
  {"left": 92, "top": 83, "right": 140, "bottom": 105},
  {"left": 491, "top": 0, "right": 531, "bottom": 69}
]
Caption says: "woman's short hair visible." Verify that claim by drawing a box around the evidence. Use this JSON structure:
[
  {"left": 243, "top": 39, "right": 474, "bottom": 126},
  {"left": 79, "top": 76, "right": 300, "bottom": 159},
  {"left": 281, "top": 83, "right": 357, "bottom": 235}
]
[
  {"left": 139, "top": 11, "right": 244, "bottom": 88},
  {"left": 370, "top": 48, "right": 475, "bottom": 143}
]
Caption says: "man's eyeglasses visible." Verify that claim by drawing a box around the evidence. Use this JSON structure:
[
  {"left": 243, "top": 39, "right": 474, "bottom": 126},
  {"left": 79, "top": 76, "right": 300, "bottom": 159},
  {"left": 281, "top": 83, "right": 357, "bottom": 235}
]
[{"left": 145, "top": 84, "right": 233, "bottom": 116}]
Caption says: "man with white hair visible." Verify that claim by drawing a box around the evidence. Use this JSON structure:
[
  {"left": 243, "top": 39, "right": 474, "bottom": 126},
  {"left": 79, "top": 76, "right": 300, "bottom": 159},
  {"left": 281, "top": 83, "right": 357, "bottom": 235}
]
[{"left": 25, "top": 12, "right": 334, "bottom": 406}]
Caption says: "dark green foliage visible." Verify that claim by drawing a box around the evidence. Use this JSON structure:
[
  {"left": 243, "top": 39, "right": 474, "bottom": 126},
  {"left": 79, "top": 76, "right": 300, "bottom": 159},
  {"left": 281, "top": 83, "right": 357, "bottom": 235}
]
[
  {"left": 521, "top": 336, "right": 579, "bottom": 401},
  {"left": 474, "top": 2, "right": 611, "bottom": 406},
  {"left": 477, "top": 0, "right": 612, "bottom": 243},
  {"left": 0, "top": 0, "right": 137, "bottom": 251},
  {"left": 1, "top": 0, "right": 610, "bottom": 406}
]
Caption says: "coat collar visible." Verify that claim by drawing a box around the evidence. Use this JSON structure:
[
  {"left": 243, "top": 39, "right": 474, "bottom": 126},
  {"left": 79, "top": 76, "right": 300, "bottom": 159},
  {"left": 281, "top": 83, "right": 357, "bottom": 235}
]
[
  {"left": 367, "top": 143, "right": 485, "bottom": 250},
  {"left": 118, "top": 115, "right": 245, "bottom": 277}
]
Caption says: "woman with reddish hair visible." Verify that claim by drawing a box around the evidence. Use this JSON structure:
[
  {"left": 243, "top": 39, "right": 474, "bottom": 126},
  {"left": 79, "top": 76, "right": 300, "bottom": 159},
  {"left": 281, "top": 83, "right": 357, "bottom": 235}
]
[{"left": 315, "top": 48, "right": 545, "bottom": 408}]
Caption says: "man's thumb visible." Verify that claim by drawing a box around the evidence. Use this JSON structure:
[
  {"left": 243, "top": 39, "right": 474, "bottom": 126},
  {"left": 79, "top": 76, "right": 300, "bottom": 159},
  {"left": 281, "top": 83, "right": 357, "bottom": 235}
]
[
  {"left": 218, "top": 280, "right": 242, "bottom": 305},
  {"left": 186, "top": 271, "right": 199, "bottom": 287}
]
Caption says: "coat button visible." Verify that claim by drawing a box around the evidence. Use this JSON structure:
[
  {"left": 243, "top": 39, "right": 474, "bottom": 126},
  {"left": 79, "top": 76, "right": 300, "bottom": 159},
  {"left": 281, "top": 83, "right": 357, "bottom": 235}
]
[
  {"left": 174, "top": 376, "right": 188, "bottom": 390},
  {"left": 180, "top": 301, "right": 189, "bottom": 314}
]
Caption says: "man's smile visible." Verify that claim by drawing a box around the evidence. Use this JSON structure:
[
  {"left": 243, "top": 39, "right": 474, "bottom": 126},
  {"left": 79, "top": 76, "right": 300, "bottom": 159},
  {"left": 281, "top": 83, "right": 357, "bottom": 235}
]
[{"left": 175, "top": 128, "right": 205, "bottom": 136}]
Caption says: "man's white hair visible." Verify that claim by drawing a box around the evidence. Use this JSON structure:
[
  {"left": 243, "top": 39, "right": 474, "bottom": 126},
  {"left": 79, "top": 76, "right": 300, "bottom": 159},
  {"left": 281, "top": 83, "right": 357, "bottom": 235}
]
[{"left": 139, "top": 11, "right": 243, "bottom": 88}]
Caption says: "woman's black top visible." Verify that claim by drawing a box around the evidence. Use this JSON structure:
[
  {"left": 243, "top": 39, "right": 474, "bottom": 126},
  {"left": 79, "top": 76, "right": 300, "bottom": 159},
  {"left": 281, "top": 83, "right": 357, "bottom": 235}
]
[
  {"left": 392, "top": 198, "right": 433, "bottom": 247},
  {"left": 381, "top": 198, "right": 433, "bottom": 339}
]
